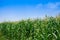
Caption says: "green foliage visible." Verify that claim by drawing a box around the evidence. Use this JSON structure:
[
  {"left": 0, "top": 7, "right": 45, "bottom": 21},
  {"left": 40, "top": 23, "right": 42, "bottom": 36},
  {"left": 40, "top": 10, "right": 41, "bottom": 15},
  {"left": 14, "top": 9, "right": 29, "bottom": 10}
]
[{"left": 0, "top": 16, "right": 60, "bottom": 40}]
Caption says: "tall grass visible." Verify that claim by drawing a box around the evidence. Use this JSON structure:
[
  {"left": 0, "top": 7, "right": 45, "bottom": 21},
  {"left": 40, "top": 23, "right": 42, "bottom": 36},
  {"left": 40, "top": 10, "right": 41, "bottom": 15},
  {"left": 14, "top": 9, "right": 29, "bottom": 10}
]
[{"left": 0, "top": 16, "right": 60, "bottom": 40}]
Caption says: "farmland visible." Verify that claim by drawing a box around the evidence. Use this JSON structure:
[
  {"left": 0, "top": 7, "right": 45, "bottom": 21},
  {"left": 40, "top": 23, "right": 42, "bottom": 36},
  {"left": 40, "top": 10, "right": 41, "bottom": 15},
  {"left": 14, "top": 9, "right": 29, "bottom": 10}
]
[{"left": 0, "top": 16, "right": 60, "bottom": 40}]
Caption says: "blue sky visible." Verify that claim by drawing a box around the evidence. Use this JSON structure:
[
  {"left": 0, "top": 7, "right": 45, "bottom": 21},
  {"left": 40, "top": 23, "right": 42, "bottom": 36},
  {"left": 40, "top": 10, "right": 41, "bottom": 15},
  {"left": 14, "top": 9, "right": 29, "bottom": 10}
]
[{"left": 0, "top": 0, "right": 60, "bottom": 22}]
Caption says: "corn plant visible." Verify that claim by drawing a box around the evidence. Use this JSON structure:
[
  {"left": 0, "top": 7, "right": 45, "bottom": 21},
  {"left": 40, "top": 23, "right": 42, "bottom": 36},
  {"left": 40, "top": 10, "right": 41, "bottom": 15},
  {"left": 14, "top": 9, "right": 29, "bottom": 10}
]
[{"left": 0, "top": 16, "right": 60, "bottom": 40}]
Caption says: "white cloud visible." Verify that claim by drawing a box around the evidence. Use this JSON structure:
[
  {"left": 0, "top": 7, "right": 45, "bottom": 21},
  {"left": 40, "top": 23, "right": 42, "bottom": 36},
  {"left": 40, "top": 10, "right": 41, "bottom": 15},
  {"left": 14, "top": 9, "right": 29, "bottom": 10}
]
[
  {"left": 47, "top": 3, "right": 57, "bottom": 9},
  {"left": 36, "top": 4, "right": 43, "bottom": 8},
  {"left": 36, "top": 2, "right": 60, "bottom": 9},
  {"left": 47, "top": 2, "right": 60, "bottom": 9},
  {"left": 36, "top": 2, "right": 60, "bottom": 17}
]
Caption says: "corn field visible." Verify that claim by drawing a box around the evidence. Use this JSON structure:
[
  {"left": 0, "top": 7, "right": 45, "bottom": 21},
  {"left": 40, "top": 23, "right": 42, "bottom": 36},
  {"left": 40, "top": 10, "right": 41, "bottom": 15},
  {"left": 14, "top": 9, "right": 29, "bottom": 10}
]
[{"left": 0, "top": 16, "right": 60, "bottom": 40}]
